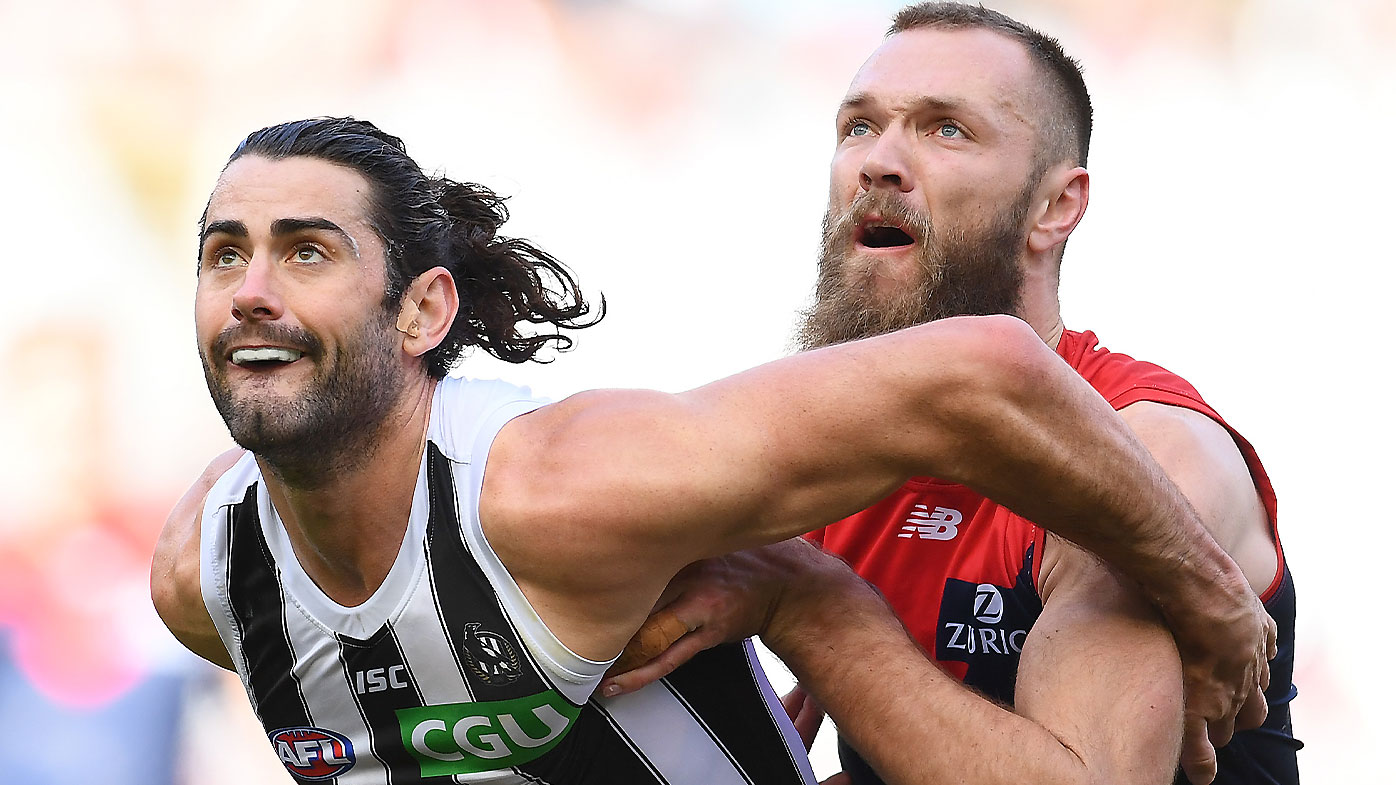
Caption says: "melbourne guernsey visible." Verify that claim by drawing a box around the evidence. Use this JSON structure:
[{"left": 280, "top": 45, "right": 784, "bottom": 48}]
[
  {"left": 812, "top": 329, "right": 1300, "bottom": 785},
  {"left": 200, "top": 376, "right": 815, "bottom": 784}
]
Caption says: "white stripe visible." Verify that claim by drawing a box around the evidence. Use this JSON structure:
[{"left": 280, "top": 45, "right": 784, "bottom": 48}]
[
  {"left": 282, "top": 587, "right": 389, "bottom": 784},
  {"left": 396, "top": 553, "right": 474, "bottom": 705},
  {"left": 742, "top": 640, "right": 818, "bottom": 785},
  {"left": 595, "top": 685, "right": 753, "bottom": 785}
]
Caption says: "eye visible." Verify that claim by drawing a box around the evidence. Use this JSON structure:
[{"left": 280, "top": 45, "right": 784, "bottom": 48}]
[
  {"left": 844, "top": 119, "right": 875, "bottom": 138},
  {"left": 936, "top": 122, "right": 963, "bottom": 138},
  {"left": 210, "top": 248, "right": 244, "bottom": 269},
  {"left": 292, "top": 246, "right": 327, "bottom": 264}
]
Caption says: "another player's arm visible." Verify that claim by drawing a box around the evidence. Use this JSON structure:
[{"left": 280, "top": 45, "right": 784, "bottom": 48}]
[
  {"left": 1118, "top": 400, "right": 1278, "bottom": 783},
  {"left": 485, "top": 315, "right": 1263, "bottom": 677},
  {"left": 150, "top": 448, "right": 243, "bottom": 671},
  {"left": 760, "top": 538, "right": 1183, "bottom": 785}
]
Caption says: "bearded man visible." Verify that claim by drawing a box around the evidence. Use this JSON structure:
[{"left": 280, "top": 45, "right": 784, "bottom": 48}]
[
  {"left": 150, "top": 112, "right": 1277, "bottom": 783},
  {"left": 604, "top": 5, "right": 1299, "bottom": 785}
]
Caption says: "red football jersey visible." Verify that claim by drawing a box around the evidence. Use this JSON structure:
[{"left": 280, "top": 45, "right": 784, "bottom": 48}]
[{"left": 809, "top": 329, "right": 1282, "bottom": 702}]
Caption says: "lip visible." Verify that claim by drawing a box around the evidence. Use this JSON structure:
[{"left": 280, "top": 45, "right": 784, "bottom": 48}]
[
  {"left": 854, "top": 214, "right": 918, "bottom": 252},
  {"left": 225, "top": 344, "right": 309, "bottom": 370}
]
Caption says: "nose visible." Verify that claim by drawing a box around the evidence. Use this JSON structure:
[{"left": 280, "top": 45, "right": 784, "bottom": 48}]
[
  {"left": 230, "top": 256, "right": 283, "bottom": 322},
  {"left": 858, "top": 132, "right": 915, "bottom": 194}
]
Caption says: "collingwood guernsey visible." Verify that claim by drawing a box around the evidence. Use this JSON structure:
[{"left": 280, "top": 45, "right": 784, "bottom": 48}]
[{"left": 200, "top": 376, "right": 816, "bottom": 784}]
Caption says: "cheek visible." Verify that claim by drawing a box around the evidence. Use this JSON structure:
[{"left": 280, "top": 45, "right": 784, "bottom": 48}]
[{"left": 828, "top": 153, "right": 865, "bottom": 202}]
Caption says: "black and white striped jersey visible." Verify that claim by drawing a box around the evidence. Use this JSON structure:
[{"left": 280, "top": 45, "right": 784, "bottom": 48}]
[{"left": 200, "top": 376, "right": 817, "bottom": 784}]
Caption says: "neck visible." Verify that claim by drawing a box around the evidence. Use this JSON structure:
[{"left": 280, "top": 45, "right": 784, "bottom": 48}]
[
  {"left": 1017, "top": 256, "right": 1065, "bottom": 350},
  {"left": 259, "top": 376, "right": 438, "bottom": 606}
]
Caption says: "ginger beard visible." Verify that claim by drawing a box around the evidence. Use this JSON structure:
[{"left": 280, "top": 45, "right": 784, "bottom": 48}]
[
  {"left": 199, "top": 302, "right": 406, "bottom": 485},
  {"left": 798, "top": 184, "right": 1035, "bottom": 350}
]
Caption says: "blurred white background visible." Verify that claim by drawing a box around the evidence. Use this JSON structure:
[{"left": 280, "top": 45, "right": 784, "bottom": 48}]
[{"left": 0, "top": 0, "right": 1390, "bottom": 782}]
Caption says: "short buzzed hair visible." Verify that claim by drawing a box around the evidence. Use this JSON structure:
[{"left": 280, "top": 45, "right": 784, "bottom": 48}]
[{"left": 891, "top": 3, "right": 1093, "bottom": 169}]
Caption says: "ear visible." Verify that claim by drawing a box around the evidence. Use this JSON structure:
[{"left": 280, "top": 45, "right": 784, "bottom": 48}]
[
  {"left": 396, "top": 266, "right": 459, "bottom": 358},
  {"left": 1027, "top": 166, "right": 1089, "bottom": 255}
]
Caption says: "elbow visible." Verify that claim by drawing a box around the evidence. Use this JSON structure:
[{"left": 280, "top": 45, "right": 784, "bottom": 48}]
[
  {"left": 917, "top": 314, "right": 1057, "bottom": 431},
  {"left": 936, "top": 315, "right": 1052, "bottom": 397}
]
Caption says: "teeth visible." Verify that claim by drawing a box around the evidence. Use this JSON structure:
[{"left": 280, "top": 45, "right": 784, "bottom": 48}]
[{"left": 231, "top": 347, "right": 304, "bottom": 365}]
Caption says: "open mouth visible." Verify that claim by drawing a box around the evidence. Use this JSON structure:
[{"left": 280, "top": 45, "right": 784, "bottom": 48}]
[
  {"left": 858, "top": 224, "right": 915, "bottom": 249},
  {"left": 230, "top": 346, "right": 305, "bottom": 370}
]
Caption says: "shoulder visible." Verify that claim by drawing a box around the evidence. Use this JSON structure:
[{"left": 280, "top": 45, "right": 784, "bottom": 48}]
[
  {"left": 1058, "top": 329, "right": 1208, "bottom": 410},
  {"left": 429, "top": 375, "right": 550, "bottom": 463},
  {"left": 150, "top": 448, "right": 245, "bottom": 670}
]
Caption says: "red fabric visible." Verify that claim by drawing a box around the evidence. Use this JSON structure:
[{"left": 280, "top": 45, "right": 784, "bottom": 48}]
[{"left": 810, "top": 329, "right": 1282, "bottom": 682}]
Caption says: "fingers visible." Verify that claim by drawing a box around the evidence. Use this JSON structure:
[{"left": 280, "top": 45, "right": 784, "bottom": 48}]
[
  {"left": 780, "top": 685, "right": 808, "bottom": 723},
  {"left": 609, "top": 609, "right": 691, "bottom": 674},
  {"left": 601, "top": 620, "right": 718, "bottom": 698},
  {"left": 1235, "top": 681, "right": 1269, "bottom": 732},
  {"left": 1206, "top": 706, "right": 1236, "bottom": 750},
  {"left": 1180, "top": 714, "right": 1218, "bottom": 785},
  {"left": 781, "top": 687, "right": 826, "bottom": 751},
  {"left": 819, "top": 773, "right": 852, "bottom": 785}
]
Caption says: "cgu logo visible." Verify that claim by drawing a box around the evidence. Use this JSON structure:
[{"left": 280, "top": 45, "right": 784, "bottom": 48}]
[
  {"left": 397, "top": 692, "right": 582, "bottom": 776},
  {"left": 268, "top": 726, "right": 356, "bottom": 780}
]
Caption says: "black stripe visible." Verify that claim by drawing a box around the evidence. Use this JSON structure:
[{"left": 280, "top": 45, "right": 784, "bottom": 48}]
[
  {"left": 519, "top": 703, "right": 666, "bottom": 785},
  {"left": 423, "top": 444, "right": 553, "bottom": 701},
  {"left": 663, "top": 642, "right": 807, "bottom": 784},
  {"left": 657, "top": 678, "right": 751, "bottom": 784},
  {"left": 337, "top": 624, "right": 438, "bottom": 784},
  {"left": 226, "top": 484, "right": 319, "bottom": 784}
]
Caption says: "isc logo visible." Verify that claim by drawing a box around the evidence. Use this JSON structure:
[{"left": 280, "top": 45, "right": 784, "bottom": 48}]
[
  {"left": 268, "top": 726, "right": 355, "bottom": 780},
  {"left": 355, "top": 664, "right": 408, "bottom": 694}
]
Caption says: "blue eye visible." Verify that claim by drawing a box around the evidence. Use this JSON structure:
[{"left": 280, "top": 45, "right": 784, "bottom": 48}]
[
  {"left": 847, "top": 120, "right": 874, "bottom": 137},
  {"left": 937, "top": 123, "right": 962, "bottom": 138}
]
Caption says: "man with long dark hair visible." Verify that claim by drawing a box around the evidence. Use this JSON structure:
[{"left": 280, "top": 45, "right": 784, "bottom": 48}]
[{"left": 152, "top": 116, "right": 1272, "bottom": 783}]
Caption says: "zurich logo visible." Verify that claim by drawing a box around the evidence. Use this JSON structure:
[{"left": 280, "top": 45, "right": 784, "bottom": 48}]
[
  {"left": 973, "top": 584, "right": 1004, "bottom": 624},
  {"left": 268, "top": 726, "right": 356, "bottom": 780}
]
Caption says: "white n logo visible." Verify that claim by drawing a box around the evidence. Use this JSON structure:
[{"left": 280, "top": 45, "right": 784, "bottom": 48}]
[{"left": 897, "top": 505, "right": 963, "bottom": 540}]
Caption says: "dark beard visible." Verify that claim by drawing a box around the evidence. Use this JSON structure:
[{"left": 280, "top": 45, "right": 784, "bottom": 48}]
[
  {"left": 200, "top": 309, "right": 405, "bottom": 488},
  {"left": 797, "top": 187, "right": 1032, "bottom": 350}
]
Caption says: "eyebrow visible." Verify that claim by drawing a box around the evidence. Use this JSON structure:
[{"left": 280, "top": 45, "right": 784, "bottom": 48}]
[
  {"left": 839, "top": 91, "right": 976, "bottom": 119},
  {"left": 199, "top": 216, "right": 360, "bottom": 255},
  {"left": 200, "top": 219, "right": 247, "bottom": 246}
]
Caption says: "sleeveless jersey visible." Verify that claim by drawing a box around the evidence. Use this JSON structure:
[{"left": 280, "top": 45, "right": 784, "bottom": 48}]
[
  {"left": 200, "top": 376, "right": 816, "bottom": 785},
  {"left": 812, "top": 329, "right": 1300, "bottom": 785}
]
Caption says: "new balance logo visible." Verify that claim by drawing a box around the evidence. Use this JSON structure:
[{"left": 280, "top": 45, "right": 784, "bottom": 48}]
[{"left": 897, "top": 505, "right": 962, "bottom": 540}]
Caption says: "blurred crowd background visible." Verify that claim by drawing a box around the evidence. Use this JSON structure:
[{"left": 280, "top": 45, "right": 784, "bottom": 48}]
[{"left": 0, "top": 0, "right": 1391, "bottom": 782}]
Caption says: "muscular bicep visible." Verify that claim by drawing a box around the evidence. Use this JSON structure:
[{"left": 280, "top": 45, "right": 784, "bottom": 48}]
[
  {"left": 1119, "top": 401, "right": 1276, "bottom": 593},
  {"left": 151, "top": 449, "right": 241, "bottom": 671},
  {"left": 1017, "top": 537, "right": 1184, "bottom": 784}
]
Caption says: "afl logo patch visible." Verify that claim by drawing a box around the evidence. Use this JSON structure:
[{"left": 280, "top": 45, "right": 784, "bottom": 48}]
[
  {"left": 463, "top": 622, "right": 522, "bottom": 685},
  {"left": 268, "top": 726, "right": 355, "bottom": 780}
]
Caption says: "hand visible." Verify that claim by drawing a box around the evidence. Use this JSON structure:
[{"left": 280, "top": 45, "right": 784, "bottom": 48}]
[
  {"left": 780, "top": 685, "right": 826, "bottom": 751},
  {"left": 1169, "top": 580, "right": 1277, "bottom": 785},
  {"left": 600, "top": 539, "right": 819, "bottom": 697}
]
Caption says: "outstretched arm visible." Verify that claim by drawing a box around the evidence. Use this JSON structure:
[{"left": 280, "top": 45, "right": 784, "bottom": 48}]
[{"left": 486, "top": 314, "right": 1268, "bottom": 738}]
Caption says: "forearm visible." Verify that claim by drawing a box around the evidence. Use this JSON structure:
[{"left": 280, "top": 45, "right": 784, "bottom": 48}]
[
  {"left": 763, "top": 550, "right": 1159, "bottom": 785},
  {"left": 907, "top": 318, "right": 1245, "bottom": 627}
]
